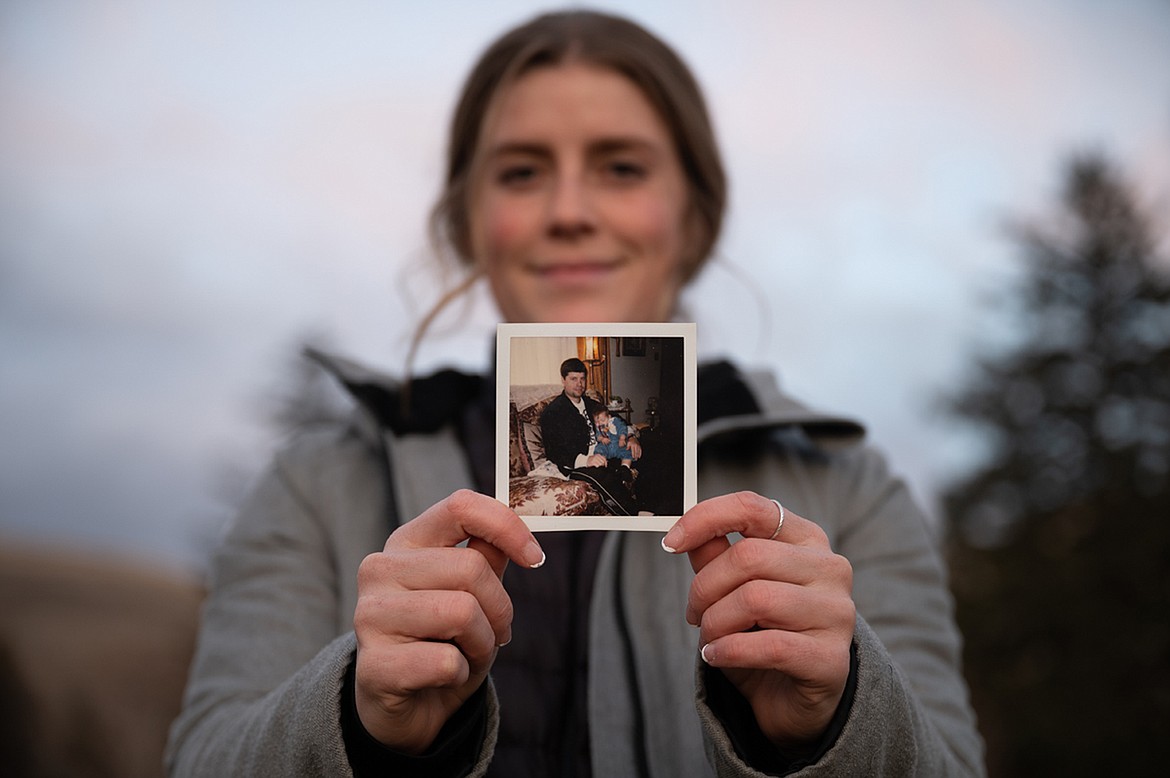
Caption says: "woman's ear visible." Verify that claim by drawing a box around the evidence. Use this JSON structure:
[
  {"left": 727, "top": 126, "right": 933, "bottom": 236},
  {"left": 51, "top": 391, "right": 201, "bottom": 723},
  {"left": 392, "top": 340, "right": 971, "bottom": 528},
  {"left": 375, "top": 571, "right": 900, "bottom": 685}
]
[{"left": 679, "top": 202, "right": 711, "bottom": 284}]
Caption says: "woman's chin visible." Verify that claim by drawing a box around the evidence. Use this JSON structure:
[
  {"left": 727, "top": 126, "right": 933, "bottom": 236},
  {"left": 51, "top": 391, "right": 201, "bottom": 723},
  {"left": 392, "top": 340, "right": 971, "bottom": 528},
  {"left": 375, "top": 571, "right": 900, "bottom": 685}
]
[
  {"left": 508, "top": 295, "right": 669, "bottom": 324},
  {"left": 522, "top": 308, "right": 656, "bottom": 324},
  {"left": 494, "top": 272, "right": 677, "bottom": 323}
]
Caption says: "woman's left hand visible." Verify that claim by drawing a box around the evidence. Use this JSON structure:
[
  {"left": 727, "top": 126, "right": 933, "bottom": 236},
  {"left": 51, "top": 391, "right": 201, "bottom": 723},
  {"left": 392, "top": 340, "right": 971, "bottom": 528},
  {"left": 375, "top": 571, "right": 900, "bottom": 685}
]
[{"left": 661, "top": 492, "right": 855, "bottom": 748}]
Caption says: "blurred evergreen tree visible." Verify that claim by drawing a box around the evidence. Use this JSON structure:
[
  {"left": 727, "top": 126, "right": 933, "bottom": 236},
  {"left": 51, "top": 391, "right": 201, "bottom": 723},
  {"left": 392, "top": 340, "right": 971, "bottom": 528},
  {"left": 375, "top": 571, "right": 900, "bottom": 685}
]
[{"left": 944, "top": 153, "right": 1170, "bottom": 775}]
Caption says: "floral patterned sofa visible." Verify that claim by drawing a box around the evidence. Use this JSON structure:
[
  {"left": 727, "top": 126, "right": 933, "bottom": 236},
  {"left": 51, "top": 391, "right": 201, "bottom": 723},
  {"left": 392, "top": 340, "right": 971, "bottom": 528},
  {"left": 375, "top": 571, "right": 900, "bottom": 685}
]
[{"left": 508, "top": 383, "right": 605, "bottom": 515}]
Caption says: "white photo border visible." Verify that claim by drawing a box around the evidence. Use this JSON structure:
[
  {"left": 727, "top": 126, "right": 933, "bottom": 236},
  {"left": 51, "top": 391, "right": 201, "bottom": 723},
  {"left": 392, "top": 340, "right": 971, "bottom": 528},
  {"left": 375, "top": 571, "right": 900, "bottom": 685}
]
[{"left": 496, "top": 322, "right": 697, "bottom": 532}]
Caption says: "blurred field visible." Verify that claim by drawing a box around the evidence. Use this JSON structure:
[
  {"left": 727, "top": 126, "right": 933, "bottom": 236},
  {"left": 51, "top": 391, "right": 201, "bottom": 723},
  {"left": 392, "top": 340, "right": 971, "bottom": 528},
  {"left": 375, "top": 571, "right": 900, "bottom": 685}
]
[{"left": 0, "top": 541, "right": 203, "bottom": 778}]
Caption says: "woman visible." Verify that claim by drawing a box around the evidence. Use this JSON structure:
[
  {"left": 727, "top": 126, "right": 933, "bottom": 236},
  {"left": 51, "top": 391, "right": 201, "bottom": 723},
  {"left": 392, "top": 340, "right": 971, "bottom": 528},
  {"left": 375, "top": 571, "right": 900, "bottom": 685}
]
[{"left": 167, "top": 10, "right": 983, "bottom": 777}]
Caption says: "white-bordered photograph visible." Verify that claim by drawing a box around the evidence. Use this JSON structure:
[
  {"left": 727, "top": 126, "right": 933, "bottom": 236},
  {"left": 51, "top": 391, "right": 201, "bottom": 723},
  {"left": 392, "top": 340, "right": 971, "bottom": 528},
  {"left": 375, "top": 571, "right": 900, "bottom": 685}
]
[{"left": 496, "top": 322, "right": 696, "bottom": 531}]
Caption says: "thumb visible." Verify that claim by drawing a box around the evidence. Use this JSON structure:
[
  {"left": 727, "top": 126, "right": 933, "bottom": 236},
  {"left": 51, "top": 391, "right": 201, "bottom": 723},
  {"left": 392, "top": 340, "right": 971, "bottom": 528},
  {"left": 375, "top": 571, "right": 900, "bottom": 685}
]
[
  {"left": 467, "top": 537, "right": 511, "bottom": 579},
  {"left": 686, "top": 535, "right": 730, "bottom": 574}
]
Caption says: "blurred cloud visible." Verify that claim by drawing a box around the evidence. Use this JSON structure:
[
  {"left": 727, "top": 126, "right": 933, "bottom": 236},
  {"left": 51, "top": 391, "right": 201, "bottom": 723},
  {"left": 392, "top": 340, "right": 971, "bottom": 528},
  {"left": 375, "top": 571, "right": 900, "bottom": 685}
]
[{"left": 1, "top": 0, "right": 1167, "bottom": 571}]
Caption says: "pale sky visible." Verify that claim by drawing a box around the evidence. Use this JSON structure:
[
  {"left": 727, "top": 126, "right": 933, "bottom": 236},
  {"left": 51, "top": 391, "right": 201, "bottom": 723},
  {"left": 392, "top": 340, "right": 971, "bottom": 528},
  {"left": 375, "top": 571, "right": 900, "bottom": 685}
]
[{"left": 2, "top": 1, "right": 1168, "bottom": 572}]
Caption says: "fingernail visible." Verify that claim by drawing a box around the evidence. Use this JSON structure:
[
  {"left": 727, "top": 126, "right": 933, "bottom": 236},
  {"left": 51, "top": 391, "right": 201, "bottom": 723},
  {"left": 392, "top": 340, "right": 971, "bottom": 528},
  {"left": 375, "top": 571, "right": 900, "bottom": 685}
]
[
  {"left": 661, "top": 525, "right": 683, "bottom": 553},
  {"left": 527, "top": 542, "right": 546, "bottom": 569},
  {"left": 700, "top": 643, "right": 712, "bottom": 664},
  {"left": 685, "top": 606, "right": 698, "bottom": 626},
  {"left": 498, "top": 635, "right": 512, "bottom": 648}
]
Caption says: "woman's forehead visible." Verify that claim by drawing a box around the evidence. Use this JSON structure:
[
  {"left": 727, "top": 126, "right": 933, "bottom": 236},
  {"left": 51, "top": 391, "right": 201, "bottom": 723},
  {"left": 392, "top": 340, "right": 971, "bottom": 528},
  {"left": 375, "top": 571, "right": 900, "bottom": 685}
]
[{"left": 480, "top": 63, "right": 671, "bottom": 152}]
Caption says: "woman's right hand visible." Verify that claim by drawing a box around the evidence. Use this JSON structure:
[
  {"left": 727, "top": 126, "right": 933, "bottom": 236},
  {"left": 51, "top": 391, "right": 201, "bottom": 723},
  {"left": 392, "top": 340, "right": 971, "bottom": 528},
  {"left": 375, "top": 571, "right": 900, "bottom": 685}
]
[{"left": 352, "top": 489, "right": 544, "bottom": 754}]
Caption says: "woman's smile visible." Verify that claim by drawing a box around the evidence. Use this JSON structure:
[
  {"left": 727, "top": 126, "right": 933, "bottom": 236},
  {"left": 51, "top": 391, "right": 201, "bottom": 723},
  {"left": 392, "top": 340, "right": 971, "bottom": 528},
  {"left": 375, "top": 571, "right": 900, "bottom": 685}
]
[{"left": 527, "top": 256, "right": 628, "bottom": 284}]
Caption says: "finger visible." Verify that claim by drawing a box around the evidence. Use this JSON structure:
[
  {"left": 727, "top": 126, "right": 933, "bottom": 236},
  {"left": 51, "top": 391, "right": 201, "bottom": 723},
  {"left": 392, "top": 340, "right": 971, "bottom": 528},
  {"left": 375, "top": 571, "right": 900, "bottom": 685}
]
[
  {"left": 686, "top": 539, "right": 853, "bottom": 623},
  {"left": 684, "top": 536, "right": 729, "bottom": 577},
  {"left": 355, "top": 589, "right": 500, "bottom": 671},
  {"left": 700, "top": 629, "right": 851, "bottom": 682},
  {"left": 358, "top": 639, "right": 477, "bottom": 694},
  {"left": 388, "top": 490, "right": 545, "bottom": 570},
  {"left": 661, "top": 492, "right": 827, "bottom": 555},
  {"left": 368, "top": 546, "right": 508, "bottom": 594},
  {"left": 466, "top": 538, "right": 510, "bottom": 580},
  {"left": 696, "top": 579, "right": 856, "bottom": 646},
  {"left": 358, "top": 548, "right": 514, "bottom": 644}
]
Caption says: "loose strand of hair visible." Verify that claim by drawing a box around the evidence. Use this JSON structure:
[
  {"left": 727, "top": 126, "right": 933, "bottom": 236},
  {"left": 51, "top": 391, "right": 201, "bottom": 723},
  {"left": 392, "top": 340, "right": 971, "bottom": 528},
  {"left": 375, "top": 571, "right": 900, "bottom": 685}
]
[
  {"left": 399, "top": 265, "right": 484, "bottom": 417},
  {"left": 705, "top": 250, "right": 772, "bottom": 358}
]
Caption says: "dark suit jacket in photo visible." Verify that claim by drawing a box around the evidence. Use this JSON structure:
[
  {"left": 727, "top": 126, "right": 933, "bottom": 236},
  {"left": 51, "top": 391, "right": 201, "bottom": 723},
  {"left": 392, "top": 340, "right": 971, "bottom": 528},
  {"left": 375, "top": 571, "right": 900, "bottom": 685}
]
[{"left": 539, "top": 392, "right": 605, "bottom": 474}]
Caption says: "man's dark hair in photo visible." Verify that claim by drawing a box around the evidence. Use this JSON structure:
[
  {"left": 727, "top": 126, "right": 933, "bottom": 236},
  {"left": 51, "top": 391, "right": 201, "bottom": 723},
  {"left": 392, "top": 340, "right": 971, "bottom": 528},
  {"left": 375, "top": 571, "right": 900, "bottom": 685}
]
[{"left": 560, "top": 357, "right": 587, "bottom": 378}]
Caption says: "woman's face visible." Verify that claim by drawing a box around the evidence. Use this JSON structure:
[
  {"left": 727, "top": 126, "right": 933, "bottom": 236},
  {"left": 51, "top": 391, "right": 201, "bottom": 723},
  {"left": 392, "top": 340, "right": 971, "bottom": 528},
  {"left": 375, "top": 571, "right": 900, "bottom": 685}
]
[{"left": 469, "top": 63, "right": 693, "bottom": 323}]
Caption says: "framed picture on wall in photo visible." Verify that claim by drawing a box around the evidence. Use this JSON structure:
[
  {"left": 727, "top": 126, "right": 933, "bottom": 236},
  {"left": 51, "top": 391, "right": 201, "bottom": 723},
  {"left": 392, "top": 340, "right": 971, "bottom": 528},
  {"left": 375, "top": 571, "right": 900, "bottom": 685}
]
[{"left": 622, "top": 337, "right": 646, "bottom": 357}]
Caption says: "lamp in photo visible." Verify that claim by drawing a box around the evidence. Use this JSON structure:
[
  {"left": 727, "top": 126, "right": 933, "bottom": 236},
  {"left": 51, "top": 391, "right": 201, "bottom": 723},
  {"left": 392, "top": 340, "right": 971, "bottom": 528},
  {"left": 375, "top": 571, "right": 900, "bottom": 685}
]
[{"left": 580, "top": 336, "right": 610, "bottom": 402}]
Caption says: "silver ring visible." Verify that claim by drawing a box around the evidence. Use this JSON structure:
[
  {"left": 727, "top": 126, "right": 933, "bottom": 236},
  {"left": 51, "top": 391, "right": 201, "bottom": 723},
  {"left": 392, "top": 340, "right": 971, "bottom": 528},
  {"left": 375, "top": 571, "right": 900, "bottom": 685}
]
[{"left": 769, "top": 499, "right": 785, "bottom": 540}]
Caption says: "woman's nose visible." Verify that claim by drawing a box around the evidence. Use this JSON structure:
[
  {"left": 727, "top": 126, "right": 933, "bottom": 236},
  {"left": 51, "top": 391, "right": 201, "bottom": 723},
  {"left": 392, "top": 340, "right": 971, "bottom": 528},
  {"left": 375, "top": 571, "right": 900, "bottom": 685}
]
[{"left": 546, "top": 175, "right": 596, "bottom": 239}]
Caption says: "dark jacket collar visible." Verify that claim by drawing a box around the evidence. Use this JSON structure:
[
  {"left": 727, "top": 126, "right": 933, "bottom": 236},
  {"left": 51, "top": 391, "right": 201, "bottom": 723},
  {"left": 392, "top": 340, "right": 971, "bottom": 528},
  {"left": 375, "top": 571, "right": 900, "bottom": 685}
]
[
  {"left": 305, "top": 346, "right": 486, "bottom": 435},
  {"left": 305, "top": 347, "right": 865, "bottom": 449}
]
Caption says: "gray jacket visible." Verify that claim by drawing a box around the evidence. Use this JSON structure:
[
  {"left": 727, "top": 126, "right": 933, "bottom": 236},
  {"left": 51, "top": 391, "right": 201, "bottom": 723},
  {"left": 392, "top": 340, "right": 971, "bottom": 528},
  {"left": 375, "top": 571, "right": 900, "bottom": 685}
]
[{"left": 166, "top": 358, "right": 984, "bottom": 776}]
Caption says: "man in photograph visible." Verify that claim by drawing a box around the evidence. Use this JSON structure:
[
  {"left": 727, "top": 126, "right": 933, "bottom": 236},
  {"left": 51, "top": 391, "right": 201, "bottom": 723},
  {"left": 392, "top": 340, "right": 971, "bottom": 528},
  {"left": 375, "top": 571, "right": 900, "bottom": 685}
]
[{"left": 540, "top": 358, "right": 641, "bottom": 513}]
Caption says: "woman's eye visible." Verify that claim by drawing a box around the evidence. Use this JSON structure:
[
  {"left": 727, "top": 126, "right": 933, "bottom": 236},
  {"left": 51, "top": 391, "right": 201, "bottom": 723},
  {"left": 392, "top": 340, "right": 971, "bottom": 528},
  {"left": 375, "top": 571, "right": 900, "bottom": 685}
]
[
  {"left": 497, "top": 165, "right": 540, "bottom": 186},
  {"left": 605, "top": 160, "right": 648, "bottom": 182}
]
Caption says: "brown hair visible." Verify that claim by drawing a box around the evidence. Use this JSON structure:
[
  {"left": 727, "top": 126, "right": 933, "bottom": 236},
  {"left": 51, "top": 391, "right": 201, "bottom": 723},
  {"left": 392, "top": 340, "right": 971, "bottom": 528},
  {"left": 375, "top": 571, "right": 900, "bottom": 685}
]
[
  {"left": 560, "top": 357, "right": 588, "bottom": 377},
  {"left": 407, "top": 10, "right": 727, "bottom": 371}
]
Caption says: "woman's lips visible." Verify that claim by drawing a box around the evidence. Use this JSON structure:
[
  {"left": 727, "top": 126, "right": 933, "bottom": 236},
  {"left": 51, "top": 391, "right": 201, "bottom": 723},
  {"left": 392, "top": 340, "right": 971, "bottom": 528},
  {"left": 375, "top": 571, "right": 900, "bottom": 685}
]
[{"left": 529, "top": 258, "right": 624, "bottom": 285}]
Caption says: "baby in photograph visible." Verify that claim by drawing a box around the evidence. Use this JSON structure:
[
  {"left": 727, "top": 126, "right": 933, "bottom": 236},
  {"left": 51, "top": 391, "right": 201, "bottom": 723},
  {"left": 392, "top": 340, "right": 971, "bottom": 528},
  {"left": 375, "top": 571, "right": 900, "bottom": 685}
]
[{"left": 593, "top": 407, "right": 637, "bottom": 470}]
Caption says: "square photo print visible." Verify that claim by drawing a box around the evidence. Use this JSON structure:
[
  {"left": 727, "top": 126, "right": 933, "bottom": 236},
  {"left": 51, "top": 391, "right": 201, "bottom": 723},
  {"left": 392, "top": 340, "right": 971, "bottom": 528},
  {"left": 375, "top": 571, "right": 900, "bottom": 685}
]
[{"left": 496, "top": 322, "right": 697, "bottom": 531}]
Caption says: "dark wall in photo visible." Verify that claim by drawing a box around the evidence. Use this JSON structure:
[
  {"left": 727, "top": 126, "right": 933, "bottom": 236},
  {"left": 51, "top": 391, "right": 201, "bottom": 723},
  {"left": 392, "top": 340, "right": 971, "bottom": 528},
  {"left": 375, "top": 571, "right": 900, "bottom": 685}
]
[{"left": 633, "top": 337, "right": 684, "bottom": 515}]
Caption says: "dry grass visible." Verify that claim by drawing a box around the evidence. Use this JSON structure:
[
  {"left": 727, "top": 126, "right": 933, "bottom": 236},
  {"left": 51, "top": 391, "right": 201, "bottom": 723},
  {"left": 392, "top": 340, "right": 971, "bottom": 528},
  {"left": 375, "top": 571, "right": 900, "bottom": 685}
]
[{"left": 0, "top": 540, "right": 204, "bottom": 778}]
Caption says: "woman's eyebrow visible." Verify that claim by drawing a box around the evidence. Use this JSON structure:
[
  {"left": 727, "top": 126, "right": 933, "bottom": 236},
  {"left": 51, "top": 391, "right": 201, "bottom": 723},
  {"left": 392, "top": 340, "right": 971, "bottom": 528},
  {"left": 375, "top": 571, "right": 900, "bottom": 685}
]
[
  {"left": 588, "top": 137, "right": 661, "bottom": 155},
  {"left": 485, "top": 141, "right": 550, "bottom": 159},
  {"left": 486, "top": 136, "right": 663, "bottom": 158}
]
